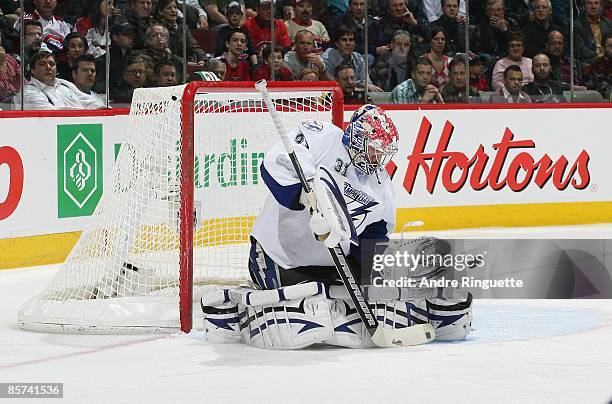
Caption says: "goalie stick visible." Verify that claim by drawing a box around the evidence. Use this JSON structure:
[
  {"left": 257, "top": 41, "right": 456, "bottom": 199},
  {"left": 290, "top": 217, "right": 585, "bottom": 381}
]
[{"left": 255, "top": 80, "right": 435, "bottom": 348}]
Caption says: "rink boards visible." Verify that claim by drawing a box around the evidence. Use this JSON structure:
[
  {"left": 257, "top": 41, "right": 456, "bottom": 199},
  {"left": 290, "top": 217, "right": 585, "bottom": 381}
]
[{"left": 1, "top": 104, "right": 611, "bottom": 268}]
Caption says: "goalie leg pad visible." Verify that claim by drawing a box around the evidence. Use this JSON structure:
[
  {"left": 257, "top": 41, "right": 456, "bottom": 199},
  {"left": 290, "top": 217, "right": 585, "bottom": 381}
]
[
  {"left": 202, "top": 282, "right": 334, "bottom": 349},
  {"left": 415, "top": 292, "right": 474, "bottom": 342},
  {"left": 201, "top": 289, "right": 241, "bottom": 343},
  {"left": 325, "top": 297, "right": 419, "bottom": 348},
  {"left": 239, "top": 294, "right": 334, "bottom": 350}
]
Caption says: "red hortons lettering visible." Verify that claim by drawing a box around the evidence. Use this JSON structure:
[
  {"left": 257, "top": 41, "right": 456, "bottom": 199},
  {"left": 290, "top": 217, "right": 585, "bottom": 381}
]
[
  {"left": 402, "top": 118, "right": 591, "bottom": 194},
  {"left": 0, "top": 146, "right": 24, "bottom": 220}
]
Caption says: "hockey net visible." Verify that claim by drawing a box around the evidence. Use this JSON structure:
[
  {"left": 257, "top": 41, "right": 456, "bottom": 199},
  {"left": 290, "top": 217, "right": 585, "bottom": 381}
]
[{"left": 18, "top": 81, "right": 343, "bottom": 334}]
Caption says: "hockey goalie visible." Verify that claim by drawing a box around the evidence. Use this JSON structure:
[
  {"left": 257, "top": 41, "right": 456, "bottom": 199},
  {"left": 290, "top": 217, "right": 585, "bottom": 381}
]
[{"left": 201, "top": 104, "right": 473, "bottom": 349}]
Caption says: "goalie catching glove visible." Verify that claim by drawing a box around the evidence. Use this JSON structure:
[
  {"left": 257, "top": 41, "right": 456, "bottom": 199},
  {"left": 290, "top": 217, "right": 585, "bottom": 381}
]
[{"left": 301, "top": 167, "right": 358, "bottom": 249}]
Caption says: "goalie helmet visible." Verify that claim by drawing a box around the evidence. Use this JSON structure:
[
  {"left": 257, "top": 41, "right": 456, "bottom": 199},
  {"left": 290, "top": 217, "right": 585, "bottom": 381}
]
[{"left": 342, "top": 104, "right": 399, "bottom": 175}]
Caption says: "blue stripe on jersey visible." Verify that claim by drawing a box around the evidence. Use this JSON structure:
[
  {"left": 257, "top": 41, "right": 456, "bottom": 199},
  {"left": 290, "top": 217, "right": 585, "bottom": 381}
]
[
  {"left": 260, "top": 163, "right": 304, "bottom": 210},
  {"left": 350, "top": 219, "right": 389, "bottom": 264}
]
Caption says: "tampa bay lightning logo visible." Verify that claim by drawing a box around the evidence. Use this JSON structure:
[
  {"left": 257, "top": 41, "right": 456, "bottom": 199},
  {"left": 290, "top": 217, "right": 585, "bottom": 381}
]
[
  {"left": 294, "top": 130, "right": 309, "bottom": 149},
  {"left": 344, "top": 182, "right": 377, "bottom": 229},
  {"left": 301, "top": 120, "right": 323, "bottom": 132}
]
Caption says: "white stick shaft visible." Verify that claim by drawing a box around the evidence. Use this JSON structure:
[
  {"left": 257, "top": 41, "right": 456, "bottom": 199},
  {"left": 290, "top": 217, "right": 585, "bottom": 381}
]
[{"left": 255, "top": 80, "right": 296, "bottom": 155}]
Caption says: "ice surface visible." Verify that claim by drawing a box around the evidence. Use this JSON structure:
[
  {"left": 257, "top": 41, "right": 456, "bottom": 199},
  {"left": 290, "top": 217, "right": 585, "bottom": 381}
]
[{"left": 1, "top": 225, "right": 612, "bottom": 403}]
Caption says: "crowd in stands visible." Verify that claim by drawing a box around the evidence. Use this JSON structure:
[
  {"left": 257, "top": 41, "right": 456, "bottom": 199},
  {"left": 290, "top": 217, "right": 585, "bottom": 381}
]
[{"left": 0, "top": 0, "right": 610, "bottom": 109}]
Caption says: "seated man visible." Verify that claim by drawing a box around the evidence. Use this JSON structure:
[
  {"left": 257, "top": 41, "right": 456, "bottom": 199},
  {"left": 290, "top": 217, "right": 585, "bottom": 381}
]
[
  {"left": 243, "top": 0, "right": 292, "bottom": 52},
  {"left": 335, "top": 63, "right": 372, "bottom": 105},
  {"left": 14, "top": 50, "right": 102, "bottom": 109},
  {"left": 151, "top": 59, "right": 178, "bottom": 87},
  {"left": 391, "top": 56, "right": 444, "bottom": 104},
  {"left": 584, "top": 34, "right": 611, "bottom": 99},
  {"left": 71, "top": 54, "right": 105, "bottom": 108},
  {"left": 217, "top": 28, "right": 251, "bottom": 80},
  {"left": 110, "top": 55, "right": 147, "bottom": 103},
  {"left": 369, "top": 29, "right": 413, "bottom": 92},
  {"left": 440, "top": 56, "right": 480, "bottom": 103},
  {"left": 573, "top": 0, "right": 611, "bottom": 64},
  {"left": 283, "top": 30, "right": 331, "bottom": 80},
  {"left": 522, "top": 53, "right": 568, "bottom": 103},
  {"left": 201, "top": 104, "right": 473, "bottom": 349},
  {"left": 321, "top": 24, "right": 382, "bottom": 91},
  {"left": 16, "top": 0, "right": 72, "bottom": 53},
  {"left": 285, "top": 0, "right": 330, "bottom": 48},
  {"left": 490, "top": 64, "right": 531, "bottom": 103}
]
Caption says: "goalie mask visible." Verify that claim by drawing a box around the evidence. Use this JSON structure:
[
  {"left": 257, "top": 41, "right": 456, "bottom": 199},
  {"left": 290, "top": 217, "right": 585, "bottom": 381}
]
[{"left": 342, "top": 105, "right": 399, "bottom": 175}]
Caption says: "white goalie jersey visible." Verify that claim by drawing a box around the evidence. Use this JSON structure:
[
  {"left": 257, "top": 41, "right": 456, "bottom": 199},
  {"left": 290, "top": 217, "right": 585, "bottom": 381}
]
[{"left": 251, "top": 120, "right": 396, "bottom": 269}]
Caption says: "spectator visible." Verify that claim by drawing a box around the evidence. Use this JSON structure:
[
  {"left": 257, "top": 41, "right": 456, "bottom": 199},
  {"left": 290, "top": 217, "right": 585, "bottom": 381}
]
[
  {"left": 17, "top": 0, "right": 72, "bottom": 54},
  {"left": 152, "top": 59, "right": 178, "bottom": 86},
  {"left": 521, "top": 0, "right": 562, "bottom": 58},
  {"left": 57, "top": 32, "right": 88, "bottom": 81},
  {"left": 490, "top": 64, "right": 531, "bottom": 102},
  {"left": 252, "top": 43, "right": 293, "bottom": 80},
  {"left": 370, "top": 0, "right": 421, "bottom": 57},
  {"left": 328, "top": 0, "right": 348, "bottom": 19},
  {"left": 183, "top": 0, "right": 210, "bottom": 30},
  {"left": 122, "top": 0, "right": 154, "bottom": 51},
  {"left": 19, "top": 20, "right": 44, "bottom": 74},
  {"left": 505, "top": 0, "right": 532, "bottom": 26},
  {"left": 204, "top": 0, "right": 245, "bottom": 27},
  {"left": 574, "top": 0, "right": 612, "bottom": 63},
  {"left": 15, "top": 50, "right": 102, "bottom": 109},
  {"left": 140, "top": 23, "right": 184, "bottom": 85},
  {"left": 188, "top": 58, "right": 227, "bottom": 80},
  {"left": 584, "top": 34, "right": 611, "bottom": 99},
  {"left": 53, "top": 0, "right": 89, "bottom": 26},
  {"left": 0, "top": 0, "right": 20, "bottom": 24},
  {"left": 474, "top": 0, "right": 517, "bottom": 59},
  {"left": 281, "top": 3, "right": 295, "bottom": 21},
  {"left": 424, "top": 0, "right": 466, "bottom": 23},
  {"left": 110, "top": 54, "right": 146, "bottom": 102},
  {"left": 283, "top": 30, "right": 331, "bottom": 79},
  {"left": 243, "top": 0, "right": 292, "bottom": 53},
  {"left": 213, "top": 2, "right": 257, "bottom": 65},
  {"left": 322, "top": 25, "right": 381, "bottom": 91},
  {"left": 390, "top": 56, "right": 444, "bottom": 103},
  {"left": 335, "top": 63, "right": 372, "bottom": 105},
  {"left": 423, "top": 26, "right": 451, "bottom": 88},
  {"left": 0, "top": 29, "right": 21, "bottom": 102},
  {"left": 370, "top": 29, "right": 413, "bottom": 91},
  {"left": 285, "top": 0, "right": 330, "bottom": 48},
  {"left": 545, "top": 30, "right": 581, "bottom": 85},
  {"left": 332, "top": 0, "right": 376, "bottom": 55},
  {"left": 491, "top": 31, "right": 533, "bottom": 90},
  {"left": 432, "top": 0, "right": 467, "bottom": 54},
  {"left": 440, "top": 56, "right": 480, "bottom": 102},
  {"left": 154, "top": 0, "right": 208, "bottom": 63},
  {"left": 469, "top": 54, "right": 490, "bottom": 91},
  {"left": 218, "top": 28, "right": 251, "bottom": 80},
  {"left": 94, "top": 22, "right": 135, "bottom": 93},
  {"left": 75, "top": 0, "right": 119, "bottom": 59},
  {"left": 72, "top": 54, "right": 105, "bottom": 108},
  {"left": 297, "top": 66, "right": 319, "bottom": 80},
  {"left": 522, "top": 53, "right": 568, "bottom": 102}
]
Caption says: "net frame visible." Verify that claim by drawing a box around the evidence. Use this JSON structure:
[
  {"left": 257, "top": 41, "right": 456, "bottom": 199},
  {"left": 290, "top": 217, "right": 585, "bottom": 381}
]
[{"left": 17, "top": 81, "right": 344, "bottom": 334}]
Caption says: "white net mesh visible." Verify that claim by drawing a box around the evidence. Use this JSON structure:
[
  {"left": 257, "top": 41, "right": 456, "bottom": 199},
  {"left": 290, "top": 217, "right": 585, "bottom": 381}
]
[{"left": 18, "top": 83, "right": 339, "bottom": 334}]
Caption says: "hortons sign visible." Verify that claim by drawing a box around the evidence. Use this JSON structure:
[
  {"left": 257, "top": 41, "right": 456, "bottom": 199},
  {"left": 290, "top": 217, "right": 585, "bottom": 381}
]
[{"left": 388, "top": 117, "right": 591, "bottom": 195}]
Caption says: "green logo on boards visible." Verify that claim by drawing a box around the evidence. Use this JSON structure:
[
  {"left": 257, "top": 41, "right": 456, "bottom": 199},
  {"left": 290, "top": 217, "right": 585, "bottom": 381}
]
[{"left": 57, "top": 124, "right": 103, "bottom": 218}]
